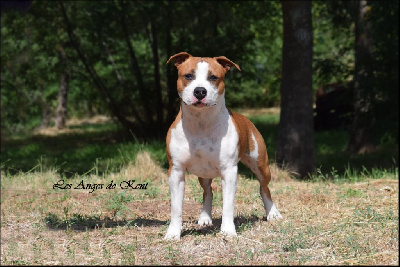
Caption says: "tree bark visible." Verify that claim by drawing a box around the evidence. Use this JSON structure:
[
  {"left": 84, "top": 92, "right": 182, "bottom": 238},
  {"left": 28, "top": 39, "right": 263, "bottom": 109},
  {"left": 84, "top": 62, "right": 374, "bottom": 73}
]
[
  {"left": 276, "top": 1, "right": 315, "bottom": 178},
  {"left": 55, "top": 45, "right": 69, "bottom": 129},
  {"left": 347, "top": 0, "right": 375, "bottom": 154},
  {"left": 40, "top": 101, "right": 51, "bottom": 129},
  {"left": 38, "top": 80, "right": 51, "bottom": 129}
]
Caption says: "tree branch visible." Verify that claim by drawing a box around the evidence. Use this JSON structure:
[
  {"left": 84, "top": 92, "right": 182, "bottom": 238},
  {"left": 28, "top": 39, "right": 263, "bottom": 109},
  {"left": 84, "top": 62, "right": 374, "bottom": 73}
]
[
  {"left": 102, "top": 40, "right": 146, "bottom": 127},
  {"left": 59, "top": 1, "right": 142, "bottom": 136},
  {"left": 117, "top": 2, "right": 154, "bottom": 124},
  {"left": 149, "top": 18, "right": 164, "bottom": 135}
]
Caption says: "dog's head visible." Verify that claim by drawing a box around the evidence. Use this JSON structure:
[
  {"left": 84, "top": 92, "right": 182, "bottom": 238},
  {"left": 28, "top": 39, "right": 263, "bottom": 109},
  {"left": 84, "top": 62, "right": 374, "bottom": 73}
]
[{"left": 167, "top": 52, "right": 240, "bottom": 108}]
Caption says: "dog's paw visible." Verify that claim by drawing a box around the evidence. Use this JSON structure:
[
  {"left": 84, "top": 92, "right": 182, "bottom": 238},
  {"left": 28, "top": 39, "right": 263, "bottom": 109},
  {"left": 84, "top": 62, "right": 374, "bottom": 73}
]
[
  {"left": 267, "top": 209, "right": 283, "bottom": 221},
  {"left": 164, "top": 226, "right": 181, "bottom": 240},
  {"left": 221, "top": 223, "right": 237, "bottom": 236},
  {"left": 198, "top": 215, "right": 212, "bottom": 226}
]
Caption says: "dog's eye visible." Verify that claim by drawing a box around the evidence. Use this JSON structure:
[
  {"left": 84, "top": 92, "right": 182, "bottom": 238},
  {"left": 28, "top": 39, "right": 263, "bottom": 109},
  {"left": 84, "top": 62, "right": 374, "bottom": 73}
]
[
  {"left": 209, "top": 75, "right": 218, "bottom": 81},
  {"left": 184, "top": 74, "right": 194, "bottom": 80}
]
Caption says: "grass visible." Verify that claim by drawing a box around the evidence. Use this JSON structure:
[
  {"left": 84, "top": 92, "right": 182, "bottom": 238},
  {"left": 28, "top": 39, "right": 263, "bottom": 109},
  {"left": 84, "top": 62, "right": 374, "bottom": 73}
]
[
  {"left": 1, "top": 109, "right": 399, "bottom": 264},
  {"left": 1, "top": 150, "right": 398, "bottom": 265},
  {"left": 1, "top": 115, "right": 167, "bottom": 176},
  {"left": 237, "top": 107, "right": 398, "bottom": 180},
  {"left": 1, "top": 109, "right": 398, "bottom": 179}
]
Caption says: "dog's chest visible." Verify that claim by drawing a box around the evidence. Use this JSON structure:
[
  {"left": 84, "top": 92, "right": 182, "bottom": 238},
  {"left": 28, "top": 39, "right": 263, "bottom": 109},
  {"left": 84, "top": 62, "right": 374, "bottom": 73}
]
[
  {"left": 185, "top": 136, "right": 220, "bottom": 178},
  {"left": 169, "top": 110, "right": 239, "bottom": 178}
]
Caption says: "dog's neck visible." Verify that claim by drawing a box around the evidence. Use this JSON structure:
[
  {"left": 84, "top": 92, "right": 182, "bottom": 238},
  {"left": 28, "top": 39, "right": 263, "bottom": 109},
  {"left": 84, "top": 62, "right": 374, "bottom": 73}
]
[{"left": 181, "top": 95, "right": 228, "bottom": 134}]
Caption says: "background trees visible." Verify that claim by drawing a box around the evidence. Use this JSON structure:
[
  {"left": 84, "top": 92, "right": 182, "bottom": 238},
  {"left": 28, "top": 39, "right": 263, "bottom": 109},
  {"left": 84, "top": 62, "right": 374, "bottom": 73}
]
[
  {"left": 1, "top": 1, "right": 284, "bottom": 139},
  {"left": 348, "top": 0, "right": 399, "bottom": 154},
  {"left": 1, "top": 1, "right": 398, "bottom": 178}
]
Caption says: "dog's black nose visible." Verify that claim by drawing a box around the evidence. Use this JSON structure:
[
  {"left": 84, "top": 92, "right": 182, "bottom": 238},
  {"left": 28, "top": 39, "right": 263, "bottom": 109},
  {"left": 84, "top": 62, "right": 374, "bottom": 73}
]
[{"left": 194, "top": 87, "right": 207, "bottom": 100}]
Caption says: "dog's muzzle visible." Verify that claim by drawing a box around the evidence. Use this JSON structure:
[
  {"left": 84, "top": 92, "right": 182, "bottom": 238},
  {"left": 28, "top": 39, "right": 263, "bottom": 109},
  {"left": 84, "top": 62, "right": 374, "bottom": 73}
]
[{"left": 194, "top": 87, "right": 207, "bottom": 101}]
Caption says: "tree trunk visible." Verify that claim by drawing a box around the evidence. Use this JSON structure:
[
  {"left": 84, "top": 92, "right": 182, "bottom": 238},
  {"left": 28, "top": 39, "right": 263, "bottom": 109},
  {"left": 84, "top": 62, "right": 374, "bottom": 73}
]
[
  {"left": 55, "top": 45, "right": 69, "bottom": 129},
  {"left": 276, "top": 1, "right": 315, "bottom": 178},
  {"left": 40, "top": 101, "right": 51, "bottom": 129},
  {"left": 347, "top": 0, "right": 375, "bottom": 154},
  {"left": 38, "top": 80, "right": 51, "bottom": 129}
]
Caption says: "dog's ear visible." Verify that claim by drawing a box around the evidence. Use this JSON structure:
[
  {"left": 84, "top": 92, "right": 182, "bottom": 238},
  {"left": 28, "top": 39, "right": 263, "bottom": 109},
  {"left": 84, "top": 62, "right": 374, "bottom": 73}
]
[
  {"left": 214, "top": 56, "right": 241, "bottom": 72},
  {"left": 166, "top": 52, "right": 192, "bottom": 67}
]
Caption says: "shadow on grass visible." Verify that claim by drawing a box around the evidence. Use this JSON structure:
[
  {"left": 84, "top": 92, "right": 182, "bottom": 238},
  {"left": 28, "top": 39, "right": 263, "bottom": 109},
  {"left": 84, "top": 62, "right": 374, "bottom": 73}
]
[
  {"left": 45, "top": 212, "right": 166, "bottom": 231},
  {"left": 250, "top": 116, "right": 398, "bottom": 179},
  {"left": 181, "top": 214, "right": 261, "bottom": 237},
  {"left": 2, "top": 114, "right": 398, "bottom": 180},
  {"left": 2, "top": 128, "right": 123, "bottom": 175},
  {"left": 1, "top": 123, "right": 166, "bottom": 176}
]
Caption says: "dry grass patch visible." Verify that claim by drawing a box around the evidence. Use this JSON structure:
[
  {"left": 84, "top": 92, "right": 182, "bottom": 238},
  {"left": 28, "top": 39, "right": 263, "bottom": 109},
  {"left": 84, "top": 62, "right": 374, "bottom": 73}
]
[
  {"left": 234, "top": 107, "right": 280, "bottom": 117},
  {"left": 269, "top": 163, "right": 293, "bottom": 182},
  {"left": 33, "top": 115, "right": 114, "bottom": 136},
  {"left": 117, "top": 151, "right": 168, "bottom": 183},
  {"left": 1, "top": 154, "right": 398, "bottom": 265}
]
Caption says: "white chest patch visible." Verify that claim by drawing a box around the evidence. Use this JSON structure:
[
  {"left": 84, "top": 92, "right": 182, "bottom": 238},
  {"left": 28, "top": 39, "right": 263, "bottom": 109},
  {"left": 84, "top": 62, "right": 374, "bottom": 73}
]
[{"left": 169, "top": 106, "right": 239, "bottom": 179}]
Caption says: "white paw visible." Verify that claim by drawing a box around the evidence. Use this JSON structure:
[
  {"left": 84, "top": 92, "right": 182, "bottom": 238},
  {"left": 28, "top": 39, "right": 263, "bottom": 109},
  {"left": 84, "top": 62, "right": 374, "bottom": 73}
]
[
  {"left": 221, "top": 223, "right": 237, "bottom": 236},
  {"left": 267, "top": 209, "right": 283, "bottom": 221},
  {"left": 164, "top": 225, "right": 181, "bottom": 240},
  {"left": 198, "top": 215, "right": 213, "bottom": 226}
]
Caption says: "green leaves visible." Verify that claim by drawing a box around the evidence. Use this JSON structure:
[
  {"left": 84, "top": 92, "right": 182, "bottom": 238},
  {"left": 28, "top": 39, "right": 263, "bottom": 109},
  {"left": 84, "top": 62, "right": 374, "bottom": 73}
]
[{"left": 1, "top": 1, "right": 397, "bottom": 142}]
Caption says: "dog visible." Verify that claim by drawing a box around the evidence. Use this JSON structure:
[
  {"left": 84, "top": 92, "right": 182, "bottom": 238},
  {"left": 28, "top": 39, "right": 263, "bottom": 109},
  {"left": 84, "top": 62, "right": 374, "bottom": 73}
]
[{"left": 164, "top": 52, "right": 282, "bottom": 239}]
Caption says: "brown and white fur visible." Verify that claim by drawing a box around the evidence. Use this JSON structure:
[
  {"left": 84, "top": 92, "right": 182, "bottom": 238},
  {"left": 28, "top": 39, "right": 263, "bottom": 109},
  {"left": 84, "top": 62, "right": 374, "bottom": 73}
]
[{"left": 165, "top": 52, "right": 282, "bottom": 240}]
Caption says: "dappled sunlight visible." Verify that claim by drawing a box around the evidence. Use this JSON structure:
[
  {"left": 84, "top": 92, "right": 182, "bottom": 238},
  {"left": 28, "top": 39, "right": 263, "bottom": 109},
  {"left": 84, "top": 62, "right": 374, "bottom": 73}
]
[
  {"left": 33, "top": 115, "right": 115, "bottom": 137},
  {"left": 233, "top": 107, "right": 281, "bottom": 117}
]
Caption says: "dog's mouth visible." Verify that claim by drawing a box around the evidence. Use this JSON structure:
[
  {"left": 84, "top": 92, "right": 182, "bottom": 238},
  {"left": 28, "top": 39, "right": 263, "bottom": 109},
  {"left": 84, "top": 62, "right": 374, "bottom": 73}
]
[
  {"left": 193, "top": 101, "right": 206, "bottom": 107},
  {"left": 182, "top": 100, "right": 207, "bottom": 107},
  {"left": 182, "top": 99, "right": 216, "bottom": 108}
]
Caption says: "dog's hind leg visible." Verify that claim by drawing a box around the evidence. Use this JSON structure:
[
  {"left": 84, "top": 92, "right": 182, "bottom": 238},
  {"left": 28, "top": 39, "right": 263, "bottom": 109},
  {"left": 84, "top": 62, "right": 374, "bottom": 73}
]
[
  {"left": 255, "top": 161, "right": 283, "bottom": 220},
  {"left": 240, "top": 131, "right": 282, "bottom": 221}
]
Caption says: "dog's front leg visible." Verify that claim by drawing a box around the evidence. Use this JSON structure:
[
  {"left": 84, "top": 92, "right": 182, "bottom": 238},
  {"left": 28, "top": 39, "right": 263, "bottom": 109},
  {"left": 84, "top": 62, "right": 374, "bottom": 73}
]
[
  {"left": 198, "top": 177, "right": 213, "bottom": 225},
  {"left": 165, "top": 168, "right": 185, "bottom": 240},
  {"left": 220, "top": 166, "right": 238, "bottom": 236}
]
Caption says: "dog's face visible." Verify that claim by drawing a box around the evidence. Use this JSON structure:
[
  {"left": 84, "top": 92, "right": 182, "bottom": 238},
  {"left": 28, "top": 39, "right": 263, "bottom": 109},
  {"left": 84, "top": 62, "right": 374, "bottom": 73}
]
[{"left": 167, "top": 52, "right": 240, "bottom": 108}]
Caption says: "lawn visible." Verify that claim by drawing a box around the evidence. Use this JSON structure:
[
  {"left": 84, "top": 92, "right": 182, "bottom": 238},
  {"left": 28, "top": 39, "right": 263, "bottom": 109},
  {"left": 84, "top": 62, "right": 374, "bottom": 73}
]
[{"left": 1, "top": 109, "right": 398, "bottom": 265}]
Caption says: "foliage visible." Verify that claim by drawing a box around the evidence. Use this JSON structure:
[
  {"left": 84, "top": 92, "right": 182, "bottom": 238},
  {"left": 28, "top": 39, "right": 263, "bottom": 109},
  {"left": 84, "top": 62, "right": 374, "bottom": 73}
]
[
  {"left": 366, "top": 1, "right": 399, "bottom": 143},
  {"left": 312, "top": 1, "right": 355, "bottom": 87},
  {"left": 1, "top": 2, "right": 100, "bottom": 134},
  {"left": 320, "top": 0, "right": 399, "bottom": 145},
  {"left": 0, "top": 2, "right": 335, "bottom": 133},
  {"left": 1, "top": 1, "right": 398, "bottom": 143}
]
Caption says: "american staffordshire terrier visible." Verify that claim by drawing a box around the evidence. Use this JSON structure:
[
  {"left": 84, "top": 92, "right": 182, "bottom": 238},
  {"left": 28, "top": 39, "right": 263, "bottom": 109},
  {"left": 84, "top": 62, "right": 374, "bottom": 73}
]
[{"left": 165, "top": 52, "right": 282, "bottom": 239}]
